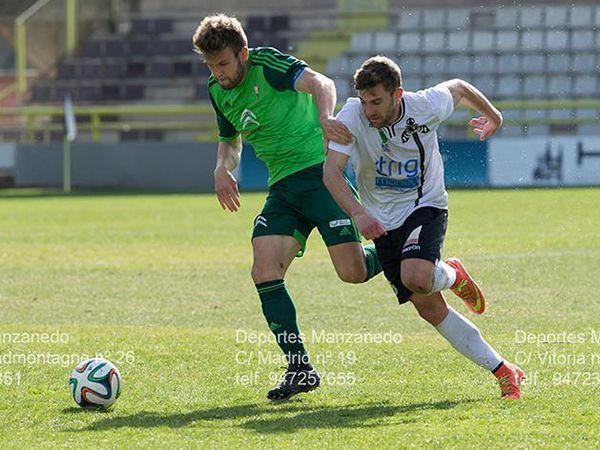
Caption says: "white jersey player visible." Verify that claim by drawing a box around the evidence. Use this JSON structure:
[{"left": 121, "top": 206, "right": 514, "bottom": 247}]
[{"left": 324, "top": 55, "right": 525, "bottom": 400}]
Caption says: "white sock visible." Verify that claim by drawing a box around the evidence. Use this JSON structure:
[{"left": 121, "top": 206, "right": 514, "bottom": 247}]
[
  {"left": 426, "top": 260, "right": 457, "bottom": 295},
  {"left": 435, "top": 307, "right": 502, "bottom": 371}
]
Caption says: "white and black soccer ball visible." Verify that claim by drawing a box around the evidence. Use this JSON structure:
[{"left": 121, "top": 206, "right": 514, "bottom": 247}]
[{"left": 69, "top": 358, "right": 122, "bottom": 409}]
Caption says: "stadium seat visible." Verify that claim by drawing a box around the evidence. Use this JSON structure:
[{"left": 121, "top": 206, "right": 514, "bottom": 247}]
[
  {"left": 573, "top": 75, "right": 597, "bottom": 96},
  {"left": 421, "top": 9, "right": 446, "bottom": 29},
  {"left": 471, "top": 55, "right": 495, "bottom": 74},
  {"left": 445, "top": 8, "right": 471, "bottom": 30},
  {"left": 447, "top": 31, "right": 469, "bottom": 52},
  {"left": 569, "top": 5, "right": 595, "bottom": 26},
  {"left": 521, "top": 31, "right": 544, "bottom": 51},
  {"left": 522, "top": 75, "right": 546, "bottom": 98},
  {"left": 548, "top": 75, "right": 572, "bottom": 97},
  {"left": 472, "top": 75, "right": 495, "bottom": 97},
  {"left": 545, "top": 30, "right": 569, "bottom": 51},
  {"left": 471, "top": 31, "right": 495, "bottom": 52},
  {"left": 374, "top": 32, "right": 397, "bottom": 53},
  {"left": 496, "top": 31, "right": 519, "bottom": 51},
  {"left": 570, "top": 30, "right": 595, "bottom": 51},
  {"left": 423, "top": 56, "right": 447, "bottom": 73},
  {"left": 104, "top": 62, "right": 126, "bottom": 78},
  {"left": 544, "top": 6, "right": 570, "bottom": 27},
  {"left": 397, "top": 10, "right": 423, "bottom": 30},
  {"left": 398, "top": 32, "right": 421, "bottom": 50},
  {"left": 105, "top": 39, "right": 127, "bottom": 57},
  {"left": 497, "top": 76, "right": 520, "bottom": 97},
  {"left": 124, "top": 85, "right": 145, "bottom": 100},
  {"left": 350, "top": 32, "right": 374, "bottom": 53},
  {"left": 496, "top": 54, "right": 519, "bottom": 74},
  {"left": 495, "top": 7, "right": 519, "bottom": 27},
  {"left": 519, "top": 6, "right": 544, "bottom": 27},
  {"left": 546, "top": 53, "right": 571, "bottom": 73},
  {"left": 422, "top": 32, "right": 446, "bottom": 52},
  {"left": 127, "top": 62, "right": 145, "bottom": 77},
  {"left": 519, "top": 54, "right": 545, "bottom": 73},
  {"left": 525, "top": 124, "right": 550, "bottom": 136},
  {"left": 446, "top": 55, "right": 471, "bottom": 75},
  {"left": 148, "top": 62, "right": 172, "bottom": 77}
]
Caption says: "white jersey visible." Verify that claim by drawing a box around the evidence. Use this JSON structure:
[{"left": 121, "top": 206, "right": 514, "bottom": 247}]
[{"left": 329, "top": 85, "right": 454, "bottom": 231}]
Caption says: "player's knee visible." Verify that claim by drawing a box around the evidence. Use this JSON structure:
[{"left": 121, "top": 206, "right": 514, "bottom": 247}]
[
  {"left": 401, "top": 270, "right": 433, "bottom": 295},
  {"left": 336, "top": 263, "right": 367, "bottom": 284},
  {"left": 251, "top": 263, "right": 284, "bottom": 284}
]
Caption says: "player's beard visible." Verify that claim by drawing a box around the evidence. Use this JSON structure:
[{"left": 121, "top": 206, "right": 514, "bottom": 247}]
[
  {"left": 219, "top": 57, "right": 246, "bottom": 90},
  {"left": 370, "top": 97, "right": 400, "bottom": 129}
]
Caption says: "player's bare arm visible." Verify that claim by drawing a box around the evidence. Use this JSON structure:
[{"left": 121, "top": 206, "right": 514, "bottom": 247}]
[
  {"left": 323, "top": 150, "right": 386, "bottom": 240},
  {"left": 296, "top": 68, "right": 353, "bottom": 145},
  {"left": 214, "top": 136, "right": 242, "bottom": 212},
  {"left": 440, "top": 78, "right": 503, "bottom": 141}
]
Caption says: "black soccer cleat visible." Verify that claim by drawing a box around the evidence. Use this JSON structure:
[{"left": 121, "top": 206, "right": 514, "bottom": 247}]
[{"left": 267, "top": 364, "right": 321, "bottom": 401}]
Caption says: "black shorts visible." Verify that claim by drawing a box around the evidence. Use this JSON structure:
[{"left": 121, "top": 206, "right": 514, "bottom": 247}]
[{"left": 374, "top": 207, "right": 448, "bottom": 304}]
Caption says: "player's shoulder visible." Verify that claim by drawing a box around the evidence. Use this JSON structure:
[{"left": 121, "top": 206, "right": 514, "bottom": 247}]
[
  {"left": 403, "top": 85, "right": 452, "bottom": 116},
  {"left": 337, "top": 97, "right": 367, "bottom": 128},
  {"left": 250, "top": 46, "right": 301, "bottom": 69}
]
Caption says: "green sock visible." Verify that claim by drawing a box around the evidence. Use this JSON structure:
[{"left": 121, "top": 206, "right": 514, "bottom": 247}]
[
  {"left": 256, "top": 279, "right": 308, "bottom": 366},
  {"left": 363, "top": 244, "right": 382, "bottom": 281}
]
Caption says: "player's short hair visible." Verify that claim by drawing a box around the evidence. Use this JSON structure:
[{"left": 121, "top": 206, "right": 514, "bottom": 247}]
[
  {"left": 353, "top": 56, "right": 402, "bottom": 93},
  {"left": 193, "top": 14, "right": 248, "bottom": 55}
]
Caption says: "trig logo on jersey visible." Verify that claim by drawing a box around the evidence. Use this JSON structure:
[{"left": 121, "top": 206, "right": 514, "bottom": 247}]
[
  {"left": 240, "top": 109, "right": 260, "bottom": 130},
  {"left": 374, "top": 155, "right": 419, "bottom": 192}
]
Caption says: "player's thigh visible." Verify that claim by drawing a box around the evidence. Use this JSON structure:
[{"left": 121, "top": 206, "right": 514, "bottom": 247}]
[
  {"left": 251, "top": 234, "right": 302, "bottom": 283},
  {"left": 373, "top": 230, "right": 413, "bottom": 304}
]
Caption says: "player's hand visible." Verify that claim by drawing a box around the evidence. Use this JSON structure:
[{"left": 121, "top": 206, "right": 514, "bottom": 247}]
[
  {"left": 468, "top": 115, "right": 502, "bottom": 141},
  {"left": 214, "top": 165, "right": 240, "bottom": 212},
  {"left": 354, "top": 211, "right": 387, "bottom": 240},
  {"left": 320, "top": 116, "right": 353, "bottom": 146}
]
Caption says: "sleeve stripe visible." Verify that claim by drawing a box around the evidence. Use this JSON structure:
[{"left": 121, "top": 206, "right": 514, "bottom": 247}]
[{"left": 252, "top": 55, "right": 290, "bottom": 73}]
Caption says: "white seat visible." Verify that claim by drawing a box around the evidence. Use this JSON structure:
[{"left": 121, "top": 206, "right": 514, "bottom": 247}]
[
  {"left": 522, "top": 75, "right": 546, "bottom": 98},
  {"left": 398, "top": 55, "right": 422, "bottom": 74},
  {"left": 525, "top": 125, "right": 549, "bottom": 136},
  {"left": 548, "top": 75, "right": 572, "bottom": 97},
  {"left": 446, "top": 8, "right": 472, "bottom": 30},
  {"left": 423, "top": 56, "right": 447, "bottom": 73},
  {"left": 571, "top": 53, "right": 597, "bottom": 72},
  {"left": 350, "top": 32, "right": 374, "bottom": 52},
  {"left": 471, "top": 31, "right": 495, "bottom": 51},
  {"left": 422, "top": 32, "right": 446, "bottom": 52},
  {"left": 447, "top": 31, "right": 470, "bottom": 52},
  {"left": 549, "top": 108, "right": 574, "bottom": 120},
  {"left": 398, "top": 32, "right": 421, "bottom": 50},
  {"left": 471, "top": 55, "right": 495, "bottom": 74},
  {"left": 519, "top": 54, "right": 545, "bottom": 73},
  {"left": 545, "top": 30, "right": 569, "bottom": 51},
  {"left": 575, "top": 108, "right": 598, "bottom": 119},
  {"left": 397, "top": 9, "right": 423, "bottom": 30},
  {"left": 496, "top": 31, "right": 519, "bottom": 51},
  {"left": 546, "top": 54, "right": 571, "bottom": 73},
  {"left": 569, "top": 5, "right": 594, "bottom": 26},
  {"left": 498, "top": 125, "right": 523, "bottom": 137},
  {"left": 521, "top": 31, "right": 544, "bottom": 51},
  {"left": 447, "top": 55, "right": 471, "bottom": 75},
  {"left": 578, "top": 124, "right": 600, "bottom": 135},
  {"left": 544, "top": 6, "right": 569, "bottom": 27},
  {"left": 424, "top": 75, "right": 445, "bottom": 88},
  {"left": 374, "top": 32, "right": 397, "bottom": 53},
  {"left": 573, "top": 75, "right": 597, "bottom": 96},
  {"left": 570, "top": 31, "right": 595, "bottom": 51},
  {"left": 496, "top": 75, "right": 521, "bottom": 97},
  {"left": 496, "top": 55, "right": 520, "bottom": 74},
  {"left": 495, "top": 7, "right": 519, "bottom": 27},
  {"left": 519, "top": 6, "right": 544, "bottom": 27},
  {"left": 422, "top": 9, "right": 446, "bottom": 28},
  {"left": 334, "top": 79, "right": 352, "bottom": 102},
  {"left": 402, "top": 76, "right": 423, "bottom": 92},
  {"left": 473, "top": 76, "right": 496, "bottom": 97},
  {"left": 524, "top": 109, "right": 547, "bottom": 120}
]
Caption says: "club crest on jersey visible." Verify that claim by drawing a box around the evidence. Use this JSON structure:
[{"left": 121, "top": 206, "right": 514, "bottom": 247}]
[
  {"left": 241, "top": 109, "right": 260, "bottom": 130},
  {"left": 401, "top": 117, "right": 430, "bottom": 143},
  {"left": 253, "top": 83, "right": 260, "bottom": 100}
]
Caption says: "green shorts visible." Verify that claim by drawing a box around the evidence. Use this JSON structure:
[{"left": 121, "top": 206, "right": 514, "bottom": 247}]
[{"left": 252, "top": 163, "right": 360, "bottom": 256}]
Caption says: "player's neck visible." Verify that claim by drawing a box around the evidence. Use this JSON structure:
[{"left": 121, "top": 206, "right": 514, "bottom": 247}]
[{"left": 383, "top": 100, "right": 403, "bottom": 128}]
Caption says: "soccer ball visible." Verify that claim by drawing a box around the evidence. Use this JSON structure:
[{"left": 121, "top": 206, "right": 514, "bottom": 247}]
[{"left": 69, "top": 358, "right": 122, "bottom": 409}]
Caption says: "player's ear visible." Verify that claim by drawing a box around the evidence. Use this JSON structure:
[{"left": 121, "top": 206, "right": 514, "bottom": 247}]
[
  {"left": 239, "top": 46, "right": 249, "bottom": 62},
  {"left": 395, "top": 87, "right": 404, "bottom": 101}
]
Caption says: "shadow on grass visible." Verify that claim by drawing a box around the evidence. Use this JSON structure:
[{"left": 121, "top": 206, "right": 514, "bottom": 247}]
[{"left": 66, "top": 398, "right": 478, "bottom": 433}]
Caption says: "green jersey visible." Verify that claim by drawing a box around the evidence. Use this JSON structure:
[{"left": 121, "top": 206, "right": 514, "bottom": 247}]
[{"left": 208, "top": 47, "right": 325, "bottom": 186}]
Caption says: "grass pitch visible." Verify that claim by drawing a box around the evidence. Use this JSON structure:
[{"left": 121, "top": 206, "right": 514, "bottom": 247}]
[{"left": 0, "top": 188, "right": 599, "bottom": 448}]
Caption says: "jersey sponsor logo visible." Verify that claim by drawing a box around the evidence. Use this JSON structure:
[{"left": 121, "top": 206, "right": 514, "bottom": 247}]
[
  {"left": 375, "top": 155, "right": 419, "bottom": 191},
  {"left": 254, "top": 215, "right": 268, "bottom": 228},
  {"left": 240, "top": 109, "right": 260, "bottom": 130},
  {"left": 375, "top": 177, "right": 419, "bottom": 190},
  {"left": 401, "top": 117, "right": 430, "bottom": 144},
  {"left": 405, "top": 226, "right": 422, "bottom": 246},
  {"left": 329, "top": 219, "right": 352, "bottom": 228}
]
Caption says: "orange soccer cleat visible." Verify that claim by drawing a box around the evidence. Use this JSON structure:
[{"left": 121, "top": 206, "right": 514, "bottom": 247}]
[
  {"left": 446, "top": 257, "right": 486, "bottom": 315},
  {"left": 494, "top": 361, "right": 525, "bottom": 400}
]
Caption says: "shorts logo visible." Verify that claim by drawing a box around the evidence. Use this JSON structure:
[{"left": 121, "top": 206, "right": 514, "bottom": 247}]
[
  {"left": 329, "top": 219, "right": 352, "bottom": 228},
  {"left": 339, "top": 226, "right": 353, "bottom": 236},
  {"left": 402, "top": 225, "right": 422, "bottom": 253},
  {"left": 254, "top": 215, "right": 267, "bottom": 228}
]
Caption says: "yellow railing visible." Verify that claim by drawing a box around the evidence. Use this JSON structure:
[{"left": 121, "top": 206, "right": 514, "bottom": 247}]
[{"left": 0, "top": 100, "right": 598, "bottom": 143}]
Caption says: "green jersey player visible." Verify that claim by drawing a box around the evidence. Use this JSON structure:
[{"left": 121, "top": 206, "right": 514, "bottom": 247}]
[{"left": 193, "top": 14, "right": 382, "bottom": 401}]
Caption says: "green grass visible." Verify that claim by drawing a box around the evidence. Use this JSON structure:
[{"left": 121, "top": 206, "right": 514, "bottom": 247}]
[{"left": 0, "top": 188, "right": 599, "bottom": 448}]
